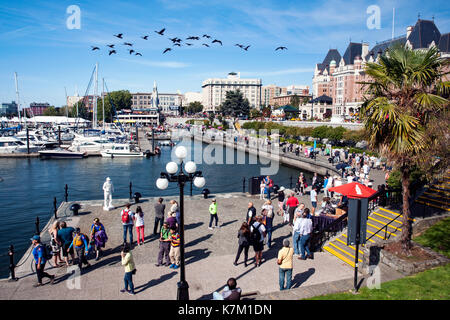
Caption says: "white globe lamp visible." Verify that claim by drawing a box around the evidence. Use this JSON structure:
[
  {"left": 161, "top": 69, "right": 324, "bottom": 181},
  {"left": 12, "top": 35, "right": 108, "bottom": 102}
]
[
  {"left": 156, "top": 178, "right": 169, "bottom": 190},
  {"left": 166, "top": 162, "right": 178, "bottom": 174},
  {"left": 193, "top": 176, "right": 206, "bottom": 188},
  {"left": 175, "top": 146, "right": 188, "bottom": 159},
  {"left": 184, "top": 161, "right": 197, "bottom": 174}
]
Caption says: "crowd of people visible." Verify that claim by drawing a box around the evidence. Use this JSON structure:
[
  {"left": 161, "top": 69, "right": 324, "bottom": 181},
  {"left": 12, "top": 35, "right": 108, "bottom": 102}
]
[{"left": 28, "top": 140, "right": 390, "bottom": 297}]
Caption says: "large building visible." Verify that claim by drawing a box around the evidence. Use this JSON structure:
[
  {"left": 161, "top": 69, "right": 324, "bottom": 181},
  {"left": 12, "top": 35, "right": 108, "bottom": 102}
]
[
  {"left": 183, "top": 92, "right": 203, "bottom": 106},
  {"left": 26, "top": 102, "right": 50, "bottom": 116},
  {"left": 0, "top": 101, "right": 18, "bottom": 116},
  {"left": 312, "top": 18, "right": 450, "bottom": 119},
  {"left": 262, "top": 85, "right": 286, "bottom": 107},
  {"left": 202, "top": 72, "right": 262, "bottom": 112}
]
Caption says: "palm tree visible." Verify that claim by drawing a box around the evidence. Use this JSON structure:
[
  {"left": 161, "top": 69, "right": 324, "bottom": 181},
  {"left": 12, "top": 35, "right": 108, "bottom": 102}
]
[{"left": 361, "top": 44, "right": 449, "bottom": 253}]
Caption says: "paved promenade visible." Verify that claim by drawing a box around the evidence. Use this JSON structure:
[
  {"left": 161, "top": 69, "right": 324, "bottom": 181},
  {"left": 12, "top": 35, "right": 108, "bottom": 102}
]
[{"left": 1, "top": 192, "right": 363, "bottom": 300}]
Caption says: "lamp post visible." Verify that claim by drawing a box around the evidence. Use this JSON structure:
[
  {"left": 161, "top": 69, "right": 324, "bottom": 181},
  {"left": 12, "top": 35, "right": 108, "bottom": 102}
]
[{"left": 156, "top": 146, "right": 206, "bottom": 300}]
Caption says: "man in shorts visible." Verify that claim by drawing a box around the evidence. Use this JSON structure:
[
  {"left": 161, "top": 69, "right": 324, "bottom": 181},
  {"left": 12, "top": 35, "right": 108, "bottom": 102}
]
[{"left": 57, "top": 221, "right": 75, "bottom": 266}]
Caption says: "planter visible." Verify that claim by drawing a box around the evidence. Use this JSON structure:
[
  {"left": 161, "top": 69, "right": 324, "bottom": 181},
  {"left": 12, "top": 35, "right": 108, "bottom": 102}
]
[{"left": 362, "top": 239, "right": 449, "bottom": 276}]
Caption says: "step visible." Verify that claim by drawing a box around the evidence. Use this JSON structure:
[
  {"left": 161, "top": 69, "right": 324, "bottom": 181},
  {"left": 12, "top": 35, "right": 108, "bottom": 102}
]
[
  {"left": 415, "top": 200, "right": 450, "bottom": 212},
  {"left": 323, "top": 245, "right": 355, "bottom": 267},
  {"left": 429, "top": 187, "right": 450, "bottom": 195},
  {"left": 367, "top": 216, "right": 402, "bottom": 232},
  {"left": 422, "top": 191, "right": 449, "bottom": 201},
  {"left": 372, "top": 211, "right": 403, "bottom": 225},
  {"left": 328, "top": 241, "right": 363, "bottom": 262},
  {"left": 379, "top": 207, "right": 416, "bottom": 222},
  {"left": 417, "top": 195, "right": 449, "bottom": 207},
  {"left": 334, "top": 237, "right": 364, "bottom": 255}
]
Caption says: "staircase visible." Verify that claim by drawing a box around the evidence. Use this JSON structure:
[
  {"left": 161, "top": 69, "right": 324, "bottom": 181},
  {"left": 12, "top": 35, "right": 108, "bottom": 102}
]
[
  {"left": 323, "top": 207, "right": 407, "bottom": 267},
  {"left": 323, "top": 173, "right": 449, "bottom": 267},
  {"left": 413, "top": 173, "right": 450, "bottom": 216}
]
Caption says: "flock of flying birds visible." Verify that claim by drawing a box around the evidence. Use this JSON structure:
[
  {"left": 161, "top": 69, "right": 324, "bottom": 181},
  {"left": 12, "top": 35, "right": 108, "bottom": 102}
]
[{"left": 90, "top": 28, "right": 288, "bottom": 56}]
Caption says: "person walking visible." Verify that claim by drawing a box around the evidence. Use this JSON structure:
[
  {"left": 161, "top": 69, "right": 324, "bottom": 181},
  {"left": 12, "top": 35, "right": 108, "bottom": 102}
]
[
  {"left": 134, "top": 206, "right": 145, "bottom": 245},
  {"left": 286, "top": 193, "right": 299, "bottom": 226},
  {"left": 246, "top": 202, "right": 257, "bottom": 225},
  {"left": 155, "top": 222, "right": 171, "bottom": 267},
  {"left": 233, "top": 222, "right": 250, "bottom": 267},
  {"left": 277, "top": 239, "right": 294, "bottom": 291},
  {"left": 250, "top": 216, "right": 266, "bottom": 267},
  {"left": 120, "top": 243, "right": 135, "bottom": 295},
  {"left": 57, "top": 221, "right": 75, "bottom": 267},
  {"left": 49, "top": 221, "right": 64, "bottom": 267},
  {"left": 31, "top": 235, "right": 55, "bottom": 287},
  {"left": 292, "top": 211, "right": 302, "bottom": 256},
  {"left": 169, "top": 227, "right": 181, "bottom": 269},
  {"left": 153, "top": 198, "right": 165, "bottom": 235},
  {"left": 208, "top": 199, "right": 219, "bottom": 230},
  {"left": 259, "top": 180, "right": 266, "bottom": 200},
  {"left": 90, "top": 218, "right": 108, "bottom": 261},
  {"left": 68, "top": 228, "right": 91, "bottom": 270},
  {"left": 261, "top": 200, "right": 274, "bottom": 248},
  {"left": 298, "top": 211, "right": 313, "bottom": 260},
  {"left": 121, "top": 203, "right": 134, "bottom": 245},
  {"left": 277, "top": 186, "right": 285, "bottom": 215},
  {"left": 310, "top": 187, "right": 318, "bottom": 215}
]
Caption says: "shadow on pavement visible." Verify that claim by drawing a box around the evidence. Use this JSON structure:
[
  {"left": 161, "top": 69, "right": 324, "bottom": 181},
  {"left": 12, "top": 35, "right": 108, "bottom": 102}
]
[
  {"left": 185, "top": 248, "right": 211, "bottom": 265},
  {"left": 134, "top": 271, "right": 178, "bottom": 294},
  {"left": 185, "top": 222, "right": 204, "bottom": 230},
  {"left": 291, "top": 267, "right": 315, "bottom": 288},
  {"left": 185, "top": 234, "right": 212, "bottom": 248}
]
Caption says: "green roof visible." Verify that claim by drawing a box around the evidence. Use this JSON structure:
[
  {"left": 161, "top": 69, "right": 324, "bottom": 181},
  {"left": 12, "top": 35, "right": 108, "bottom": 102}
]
[{"left": 277, "top": 105, "right": 299, "bottom": 112}]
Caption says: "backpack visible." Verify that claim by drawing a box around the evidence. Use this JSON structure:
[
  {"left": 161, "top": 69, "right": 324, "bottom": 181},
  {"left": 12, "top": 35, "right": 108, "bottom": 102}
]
[
  {"left": 121, "top": 209, "right": 131, "bottom": 224},
  {"left": 250, "top": 223, "right": 261, "bottom": 244},
  {"left": 42, "top": 244, "right": 53, "bottom": 260}
]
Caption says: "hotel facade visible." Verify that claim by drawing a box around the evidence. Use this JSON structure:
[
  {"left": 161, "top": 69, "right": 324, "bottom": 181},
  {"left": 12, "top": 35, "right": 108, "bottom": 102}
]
[{"left": 202, "top": 72, "right": 262, "bottom": 113}]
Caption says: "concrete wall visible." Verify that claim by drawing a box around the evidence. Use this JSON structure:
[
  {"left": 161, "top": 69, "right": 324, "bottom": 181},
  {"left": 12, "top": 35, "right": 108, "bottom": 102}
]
[
  {"left": 239, "top": 120, "right": 364, "bottom": 131},
  {"left": 193, "top": 135, "right": 340, "bottom": 177}
]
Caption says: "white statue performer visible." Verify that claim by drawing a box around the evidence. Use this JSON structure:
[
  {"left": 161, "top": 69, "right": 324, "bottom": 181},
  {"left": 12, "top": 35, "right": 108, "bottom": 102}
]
[{"left": 103, "top": 177, "right": 114, "bottom": 211}]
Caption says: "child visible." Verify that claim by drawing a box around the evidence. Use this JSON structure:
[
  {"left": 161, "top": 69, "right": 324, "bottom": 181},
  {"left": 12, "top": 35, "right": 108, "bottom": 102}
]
[{"left": 120, "top": 243, "right": 135, "bottom": 295}]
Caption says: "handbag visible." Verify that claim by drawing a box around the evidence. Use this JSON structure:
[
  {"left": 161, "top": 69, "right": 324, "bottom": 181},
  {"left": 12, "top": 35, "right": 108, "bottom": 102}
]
[{"left": 132, "top": 268, "right": 137, "bottom": 275}]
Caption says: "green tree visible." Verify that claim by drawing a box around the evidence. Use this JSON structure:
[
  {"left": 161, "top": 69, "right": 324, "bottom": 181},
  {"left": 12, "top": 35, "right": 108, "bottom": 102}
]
[
  {"left": 221, "top": 90, "right": 250, "bottom": 117},
  {"left": 249, "top": 108, "right": 262, "bottom": 119},
  {"left": 186, "top": 101, "right": 204, "bottom": 114},
  {"left": 108, "top": 90, "right": 132, "bottom": 111},
  {"left": 262, "top": 106, "right": 272, "bottom": 118},
  {"left": 43, "top": 106, "right": 60, "bottom": 116},
  {"left": 361, "top": 45, "right": 449, "bottom": 253},
  {"left": 70, "top": 100, "right": 90, "bottom": 120},
  {"left": 290, "top": 94, "right": 300, "bottom": 109}
]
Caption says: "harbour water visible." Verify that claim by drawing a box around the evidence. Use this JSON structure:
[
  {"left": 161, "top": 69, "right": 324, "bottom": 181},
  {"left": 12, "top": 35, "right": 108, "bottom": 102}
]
[{"left": 0, "top": 141, "right": 312, "bottom": 278}]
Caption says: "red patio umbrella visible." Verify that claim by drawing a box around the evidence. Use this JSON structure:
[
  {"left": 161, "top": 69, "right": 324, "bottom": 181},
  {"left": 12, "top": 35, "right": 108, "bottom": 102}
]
[{"left": 328, "top": 182, "right": 377, "bottom": 199}]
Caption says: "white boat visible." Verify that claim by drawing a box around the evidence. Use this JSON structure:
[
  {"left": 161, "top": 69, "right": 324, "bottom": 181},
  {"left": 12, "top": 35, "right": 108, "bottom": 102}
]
[
  {"left": 101, "top": 143, "right": 144, "bottom": 157},
  {"left": 15, "top": 130, "right": 57, "bottom": 149},
  {"left": 39, "top": 148, "right": 86, "bottom": 159},
  {"left": 68, "top": 136, "right": 116, "bottom": 153},
  {"left": 0, "top": 137, "right": 41, "bottom": 153}
]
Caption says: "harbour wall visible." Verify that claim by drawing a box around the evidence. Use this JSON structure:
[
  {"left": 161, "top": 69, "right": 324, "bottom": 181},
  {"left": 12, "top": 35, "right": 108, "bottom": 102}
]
[{"left": 192, "top": 134, "right": 340, "bottom": 177}]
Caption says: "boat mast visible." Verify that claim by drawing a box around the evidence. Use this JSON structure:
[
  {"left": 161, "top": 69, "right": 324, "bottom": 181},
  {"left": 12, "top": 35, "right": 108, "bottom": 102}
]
[
  {"left": 14, "top": 72, "right": 21, "bottom": 124},
  {"left": 102, "top": 78, "right": 105, "bottom": 131},
  {"left": 64, "top": 86, "right": 69, "bottom": 118},
  {"left": 93, "top": 62, "right": 98, "bottom": 129}
]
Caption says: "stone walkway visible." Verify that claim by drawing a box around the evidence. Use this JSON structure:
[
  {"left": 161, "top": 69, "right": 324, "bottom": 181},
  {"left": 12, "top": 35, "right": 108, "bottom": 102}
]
[{"left": 1, "top": 193, "right": 362, "bottom": 300}]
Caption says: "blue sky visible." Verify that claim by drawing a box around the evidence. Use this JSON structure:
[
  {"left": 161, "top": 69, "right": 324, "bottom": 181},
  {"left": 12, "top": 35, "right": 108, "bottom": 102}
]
[{"left": 0, "top": 0, "right": 449, "bottom": 107}]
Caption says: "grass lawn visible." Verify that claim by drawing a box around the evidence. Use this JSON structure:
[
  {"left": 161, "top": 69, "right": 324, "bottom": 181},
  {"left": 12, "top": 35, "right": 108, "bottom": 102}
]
[
  {"left": 414, "top": 217, "right": 450, "bottom": 258},
  {"left": 308, "top": 263, "right": 450, "bottom": 300}
]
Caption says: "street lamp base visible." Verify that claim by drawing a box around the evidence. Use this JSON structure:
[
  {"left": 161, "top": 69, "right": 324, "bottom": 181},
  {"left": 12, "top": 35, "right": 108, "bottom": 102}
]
[{"left": 177, "top": 280, "right": 190, "bottom": 300}]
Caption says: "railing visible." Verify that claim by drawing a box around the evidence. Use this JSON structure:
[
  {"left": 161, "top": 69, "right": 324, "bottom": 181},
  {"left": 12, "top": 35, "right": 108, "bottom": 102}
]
[
  {"left": 366, "top": 211, "right": 402, "bottom": 242},
  {"left": 310, "top": 213, "right": 348, "bottom": 251},
  {"left": 310, "top": 187, "right": 402, "bottom": 251}
]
